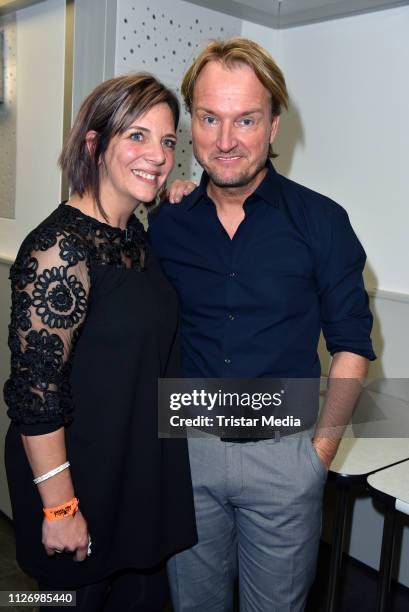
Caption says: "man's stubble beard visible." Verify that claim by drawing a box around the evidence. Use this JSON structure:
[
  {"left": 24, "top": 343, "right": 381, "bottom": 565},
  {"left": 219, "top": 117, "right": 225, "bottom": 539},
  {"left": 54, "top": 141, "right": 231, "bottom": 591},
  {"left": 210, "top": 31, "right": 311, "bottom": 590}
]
[{"left": 193, "top": 144, "right": 270, "bottom": 190}]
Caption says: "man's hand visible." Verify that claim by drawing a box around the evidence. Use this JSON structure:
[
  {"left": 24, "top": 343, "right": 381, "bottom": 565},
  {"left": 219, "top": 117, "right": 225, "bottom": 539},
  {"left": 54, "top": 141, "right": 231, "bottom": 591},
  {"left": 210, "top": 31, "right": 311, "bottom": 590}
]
[
  {"left": 314, "top": 351, "right": 370, "bottom": 470},
  {"left": 312, "top": 437, "right": 337, "bottom": 471},
  {"left": 42, "top": 509, "right": 90, "bottom": 562},
  {"left": 167, "top": 179, "right": 197, "bottom": 203}
]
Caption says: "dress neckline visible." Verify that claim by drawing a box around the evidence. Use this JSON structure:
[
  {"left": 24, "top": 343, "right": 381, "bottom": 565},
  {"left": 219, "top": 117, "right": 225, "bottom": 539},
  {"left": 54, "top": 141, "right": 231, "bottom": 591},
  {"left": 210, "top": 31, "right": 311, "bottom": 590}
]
[{"left": 60, "top": 202, "right": 140, "bottom": 238}]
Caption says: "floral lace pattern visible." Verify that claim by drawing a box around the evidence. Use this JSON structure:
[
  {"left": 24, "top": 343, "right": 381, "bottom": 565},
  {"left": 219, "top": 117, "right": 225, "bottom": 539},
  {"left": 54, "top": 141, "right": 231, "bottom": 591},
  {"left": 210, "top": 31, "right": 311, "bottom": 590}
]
[
  {"left": 32, "top": 265, "right": 87, "bottom": 329},
  {"left": 4, "top": 203, "right": 147, "bottom": 430}
]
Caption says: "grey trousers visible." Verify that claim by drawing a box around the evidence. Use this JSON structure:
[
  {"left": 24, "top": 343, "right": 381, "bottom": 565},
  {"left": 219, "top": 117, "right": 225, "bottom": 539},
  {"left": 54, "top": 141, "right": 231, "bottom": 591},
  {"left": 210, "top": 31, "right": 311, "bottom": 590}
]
[{"left": 167, "top": 430, "right": 327, "bottom": 612}]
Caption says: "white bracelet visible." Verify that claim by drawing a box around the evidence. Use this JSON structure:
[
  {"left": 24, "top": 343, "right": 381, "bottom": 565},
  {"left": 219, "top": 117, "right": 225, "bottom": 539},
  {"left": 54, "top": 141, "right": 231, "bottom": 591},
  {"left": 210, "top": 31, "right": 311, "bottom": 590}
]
[{"left": 33, "top": 461, "right": 70, "bottom": 485}]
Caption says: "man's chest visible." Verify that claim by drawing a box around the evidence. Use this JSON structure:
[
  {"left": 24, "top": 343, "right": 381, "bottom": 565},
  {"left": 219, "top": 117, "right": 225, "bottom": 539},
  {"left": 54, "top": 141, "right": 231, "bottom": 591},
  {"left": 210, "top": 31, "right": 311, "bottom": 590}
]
[{"left": 158, "top": 214, "right": 317, "bottom": 317}]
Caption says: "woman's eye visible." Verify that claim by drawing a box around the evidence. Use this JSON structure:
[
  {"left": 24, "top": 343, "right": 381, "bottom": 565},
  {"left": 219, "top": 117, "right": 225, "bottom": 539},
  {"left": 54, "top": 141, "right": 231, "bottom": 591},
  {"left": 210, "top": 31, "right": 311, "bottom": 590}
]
[
  {"left": 163, "top": 139, "right": 177, "bottom": 150},
  {"left": 130, "top": 132, "right": 144, "bottom": 142}
]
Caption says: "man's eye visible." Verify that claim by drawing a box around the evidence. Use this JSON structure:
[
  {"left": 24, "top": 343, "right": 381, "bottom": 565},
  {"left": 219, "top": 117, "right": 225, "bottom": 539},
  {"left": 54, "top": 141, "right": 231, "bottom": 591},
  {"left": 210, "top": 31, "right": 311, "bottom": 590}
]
[
  {"left": 130, "top": 132, "right": 144, "bottom": 141},
  {"left": 203, "top": 116, "right": 217, "bottom": 125},
  {"left": 238, "top": 118, "right": 254, "bottom": 126},
  {"left": 163, "top": 139, "right": 177, "bottom": 150}
]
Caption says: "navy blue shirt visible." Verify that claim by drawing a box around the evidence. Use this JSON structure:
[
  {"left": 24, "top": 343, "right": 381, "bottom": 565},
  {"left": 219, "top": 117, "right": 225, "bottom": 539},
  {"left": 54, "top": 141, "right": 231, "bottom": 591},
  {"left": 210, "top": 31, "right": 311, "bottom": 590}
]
[{"left": 148, "top": 162, "right": 375, "bottom": 378}]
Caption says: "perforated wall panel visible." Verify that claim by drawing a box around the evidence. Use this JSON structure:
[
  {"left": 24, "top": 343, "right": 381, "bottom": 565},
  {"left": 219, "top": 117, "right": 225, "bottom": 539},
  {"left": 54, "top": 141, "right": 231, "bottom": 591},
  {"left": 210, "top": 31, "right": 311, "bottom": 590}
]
[{"left": 115, "top": 0, "right": 241, "bottom": 225}]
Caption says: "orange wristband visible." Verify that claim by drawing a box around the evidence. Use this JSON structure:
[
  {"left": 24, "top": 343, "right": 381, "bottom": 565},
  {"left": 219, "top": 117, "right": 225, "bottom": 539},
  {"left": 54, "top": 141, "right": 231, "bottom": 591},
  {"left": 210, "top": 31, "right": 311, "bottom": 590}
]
[{"left": 43, "top": 497, "right": 79, "bottom": 521}]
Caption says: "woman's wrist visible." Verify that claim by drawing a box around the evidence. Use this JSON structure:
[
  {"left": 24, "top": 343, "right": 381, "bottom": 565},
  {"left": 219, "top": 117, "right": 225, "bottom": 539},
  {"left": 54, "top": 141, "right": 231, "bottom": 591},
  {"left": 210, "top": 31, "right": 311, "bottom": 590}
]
[
  {"left": 43, "top": 497, "right": 79, "bottom": 521},
  {"left": 33, "top": 461, "right": 70, "bottom": 484},
  {"left": 37, "top": 469, "right": 75, "bottom": 508}
]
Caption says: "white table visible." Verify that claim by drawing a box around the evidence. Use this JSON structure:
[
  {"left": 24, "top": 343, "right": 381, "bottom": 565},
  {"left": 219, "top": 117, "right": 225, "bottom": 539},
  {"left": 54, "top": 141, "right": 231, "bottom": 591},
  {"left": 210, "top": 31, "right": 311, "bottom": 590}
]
[
  {"left": 367, "top": 460, "right": 409, "bottom": 612},
  {"left": 330, "top": 438, "right": 409, "bottom": 477},
  {"left": 325, "top": 437, "right": 409, "bottom": 611},
  {"left": 368, "top": 460, "right": 409, "bottom": 507}
]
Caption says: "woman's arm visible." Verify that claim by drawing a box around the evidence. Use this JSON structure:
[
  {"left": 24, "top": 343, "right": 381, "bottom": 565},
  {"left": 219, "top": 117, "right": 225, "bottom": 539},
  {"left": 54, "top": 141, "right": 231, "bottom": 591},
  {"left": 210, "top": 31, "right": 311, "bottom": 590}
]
[
  {"left": 5, "top": 231, "right": 91, "bottom": 561},
  {"left": 22, "top": 428, "right": 89, "bottom": 561}
]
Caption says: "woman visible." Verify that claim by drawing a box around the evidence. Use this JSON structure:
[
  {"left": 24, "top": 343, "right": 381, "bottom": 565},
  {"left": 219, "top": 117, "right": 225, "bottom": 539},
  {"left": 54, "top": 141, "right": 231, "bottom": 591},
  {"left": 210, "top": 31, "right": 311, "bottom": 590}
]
[{"left": 4, "top": 73, "right": 197, "bottom": 611}]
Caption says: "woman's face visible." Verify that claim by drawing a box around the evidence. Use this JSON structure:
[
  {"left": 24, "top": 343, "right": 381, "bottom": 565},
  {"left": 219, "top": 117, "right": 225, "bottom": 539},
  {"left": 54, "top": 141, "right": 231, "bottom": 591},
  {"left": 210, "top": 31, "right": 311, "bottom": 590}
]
[{"left": 99, "top": 102, "right": 177, "bottom": 206}]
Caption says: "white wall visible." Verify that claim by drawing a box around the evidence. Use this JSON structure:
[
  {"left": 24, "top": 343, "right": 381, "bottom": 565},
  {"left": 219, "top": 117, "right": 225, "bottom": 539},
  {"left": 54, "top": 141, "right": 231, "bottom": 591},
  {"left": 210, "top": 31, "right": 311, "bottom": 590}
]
[
  {"left": 0, "top": 12, "right": 17, "bottom": 219},
  {"left": 0, "top": 0, "right": 65, "bottom": 262},
  {"left": 0, "top": 0, "right": 66, "bottom": 517},
  {"left": 72, "top": 0, "right": 117, "bottom": 117}
]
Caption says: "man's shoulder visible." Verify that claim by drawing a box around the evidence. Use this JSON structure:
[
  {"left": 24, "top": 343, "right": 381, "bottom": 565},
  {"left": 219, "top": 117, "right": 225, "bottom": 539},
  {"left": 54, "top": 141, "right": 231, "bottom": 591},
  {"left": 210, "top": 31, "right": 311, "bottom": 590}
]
[
  {"left": 148, "top": 188, "right": 199, "bottom": 227},
  {"left": 278, "top": 173, "right": 347, "bottom": 219}
]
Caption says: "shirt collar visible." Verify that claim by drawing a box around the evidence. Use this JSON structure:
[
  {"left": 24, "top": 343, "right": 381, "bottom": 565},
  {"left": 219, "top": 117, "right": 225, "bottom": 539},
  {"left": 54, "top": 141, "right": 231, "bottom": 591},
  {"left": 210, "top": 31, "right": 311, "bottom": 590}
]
[
  {"left": 186, "top": 172, "right": 211, "bottom": 210},
  {"left": 186, "top": 160, "right": 280, "bottom": 210}
]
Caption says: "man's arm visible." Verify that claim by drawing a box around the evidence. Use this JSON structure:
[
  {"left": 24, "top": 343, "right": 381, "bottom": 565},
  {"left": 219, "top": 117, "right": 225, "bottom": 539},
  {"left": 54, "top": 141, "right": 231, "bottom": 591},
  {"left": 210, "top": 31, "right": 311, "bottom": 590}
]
[
  {"left": 313, "top": 351, "right": 369, "bottom": 469},
  {"left": 311, "top": 202, "right": 375, "bottom": 469}
]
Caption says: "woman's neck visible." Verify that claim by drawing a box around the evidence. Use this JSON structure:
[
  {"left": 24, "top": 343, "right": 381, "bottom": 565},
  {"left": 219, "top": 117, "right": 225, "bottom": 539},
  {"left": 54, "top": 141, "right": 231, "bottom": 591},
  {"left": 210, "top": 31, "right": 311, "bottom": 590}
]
[{"left": 67, "top": 191, "right": 138, "bottom": 229}]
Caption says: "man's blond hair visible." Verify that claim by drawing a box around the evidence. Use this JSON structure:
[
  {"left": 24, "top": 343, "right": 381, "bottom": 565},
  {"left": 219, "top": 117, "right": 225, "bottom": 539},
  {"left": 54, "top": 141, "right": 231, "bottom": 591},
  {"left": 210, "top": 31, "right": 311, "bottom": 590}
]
[{"left": 181, "top": 37, "right": 289, "bottom": 158}]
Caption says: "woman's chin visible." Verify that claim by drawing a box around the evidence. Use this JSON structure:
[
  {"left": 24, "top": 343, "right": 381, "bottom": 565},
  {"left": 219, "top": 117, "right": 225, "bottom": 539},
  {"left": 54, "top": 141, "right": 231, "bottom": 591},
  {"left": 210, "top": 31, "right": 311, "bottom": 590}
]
[{"left": 132, "top": 184, "right": 164, "bottom": 205}]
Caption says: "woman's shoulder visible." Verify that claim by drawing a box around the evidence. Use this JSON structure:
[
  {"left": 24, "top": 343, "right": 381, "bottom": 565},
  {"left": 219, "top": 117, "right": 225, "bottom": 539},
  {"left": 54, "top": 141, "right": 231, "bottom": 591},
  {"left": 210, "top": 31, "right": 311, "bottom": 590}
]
[{"left": 14, "top": 203, "right": 90, "bottom": 271}]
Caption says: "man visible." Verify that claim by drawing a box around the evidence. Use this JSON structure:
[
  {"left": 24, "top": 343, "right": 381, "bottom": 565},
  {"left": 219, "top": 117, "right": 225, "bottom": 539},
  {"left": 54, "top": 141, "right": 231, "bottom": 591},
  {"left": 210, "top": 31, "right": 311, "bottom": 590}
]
[{"left": 149, "top": 38, "right": 375, "bottom": 611}]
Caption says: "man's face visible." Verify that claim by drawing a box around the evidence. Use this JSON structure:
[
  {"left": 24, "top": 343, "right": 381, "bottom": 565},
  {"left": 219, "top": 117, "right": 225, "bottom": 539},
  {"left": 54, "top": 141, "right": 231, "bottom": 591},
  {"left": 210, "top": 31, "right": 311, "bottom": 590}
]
[{"left": 191, "top": 61, "right": 279, "bottom": 189}]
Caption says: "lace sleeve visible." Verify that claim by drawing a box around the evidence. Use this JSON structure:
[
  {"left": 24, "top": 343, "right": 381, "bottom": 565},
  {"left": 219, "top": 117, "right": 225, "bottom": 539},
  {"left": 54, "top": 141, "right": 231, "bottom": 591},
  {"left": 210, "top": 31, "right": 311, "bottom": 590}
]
[{"left": 4, "top": 230, "right": 90, "bottom": 435}]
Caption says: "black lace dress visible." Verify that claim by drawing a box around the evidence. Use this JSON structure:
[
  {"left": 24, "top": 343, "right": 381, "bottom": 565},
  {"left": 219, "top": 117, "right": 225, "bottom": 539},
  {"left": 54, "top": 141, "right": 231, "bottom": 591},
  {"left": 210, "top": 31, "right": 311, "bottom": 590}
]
[{"left": 4, "top": 203, "right": 197, "bottom": 588}]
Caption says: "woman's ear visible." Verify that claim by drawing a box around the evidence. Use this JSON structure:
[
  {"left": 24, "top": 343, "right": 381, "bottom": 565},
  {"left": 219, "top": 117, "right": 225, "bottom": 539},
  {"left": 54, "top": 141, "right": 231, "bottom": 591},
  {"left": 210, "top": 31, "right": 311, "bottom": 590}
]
[{"left": 85, "top": 130, "right": 98, "bottom": 157}]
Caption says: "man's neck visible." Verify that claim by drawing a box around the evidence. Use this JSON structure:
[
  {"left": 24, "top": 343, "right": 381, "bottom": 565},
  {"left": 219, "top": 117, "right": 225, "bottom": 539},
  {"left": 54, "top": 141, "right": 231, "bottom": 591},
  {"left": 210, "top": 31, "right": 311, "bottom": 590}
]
[
  {"left": 206, "top": 166, "right": 268, "bottom": 217},
  {"left": 206, "top": 167, "right": 268, "bottom": 240}
]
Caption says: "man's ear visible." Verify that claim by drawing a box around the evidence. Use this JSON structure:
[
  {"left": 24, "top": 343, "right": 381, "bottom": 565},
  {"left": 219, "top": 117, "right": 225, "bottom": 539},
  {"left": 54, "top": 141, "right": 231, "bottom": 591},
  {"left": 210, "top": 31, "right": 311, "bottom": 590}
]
[
  {"left": 269, "top": 115, "right": 280, "bottom": 145},
  {"left": 85, "top": 130, "right": 98, "bottom": 157}
]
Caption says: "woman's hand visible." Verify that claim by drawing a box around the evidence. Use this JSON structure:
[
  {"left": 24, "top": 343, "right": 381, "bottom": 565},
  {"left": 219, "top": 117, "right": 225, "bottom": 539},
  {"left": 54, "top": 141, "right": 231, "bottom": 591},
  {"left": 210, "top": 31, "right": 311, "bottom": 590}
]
[
  {"left": 167, "top": 179, "right": 197, "bottom": 203},
  {"left": 42, "top": 509, "right": 90, "bottom": 562}
]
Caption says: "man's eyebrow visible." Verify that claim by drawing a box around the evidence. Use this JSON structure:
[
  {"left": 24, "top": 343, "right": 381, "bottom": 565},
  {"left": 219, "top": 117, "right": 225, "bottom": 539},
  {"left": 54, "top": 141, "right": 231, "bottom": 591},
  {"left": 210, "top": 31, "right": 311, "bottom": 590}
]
[
  {"left": 195, "top": 107, "right": 263, "bottom": 116},
  {"left": 237, "top": 109, "right": 263, "bottom": 116},
  {"left": 194, "top": 108, "right": 217, "bottom": 115}
]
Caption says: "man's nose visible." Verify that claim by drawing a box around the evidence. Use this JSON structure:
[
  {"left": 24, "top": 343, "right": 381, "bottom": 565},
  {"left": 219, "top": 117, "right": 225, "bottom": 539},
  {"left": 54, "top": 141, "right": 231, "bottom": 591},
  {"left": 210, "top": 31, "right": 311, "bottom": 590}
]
[{"left": 216, "top": 123, "right": 238, "bottom": 152}]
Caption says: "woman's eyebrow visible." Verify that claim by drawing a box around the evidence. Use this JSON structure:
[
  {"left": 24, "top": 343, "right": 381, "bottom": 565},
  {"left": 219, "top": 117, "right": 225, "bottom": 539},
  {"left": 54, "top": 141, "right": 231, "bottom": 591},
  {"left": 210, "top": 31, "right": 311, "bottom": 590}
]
[
  {"left": 126, "top": 125, "right": 177, "bottom": 138},
  {"left": 127, "top": 125, "right": 150, "bottom": 132}
]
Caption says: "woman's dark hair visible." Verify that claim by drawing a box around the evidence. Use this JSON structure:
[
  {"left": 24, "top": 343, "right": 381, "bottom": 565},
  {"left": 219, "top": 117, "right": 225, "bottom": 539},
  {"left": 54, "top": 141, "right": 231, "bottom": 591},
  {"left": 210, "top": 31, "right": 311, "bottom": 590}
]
[{"left": 59, "top": 73, "right": 180, "bottom": 220}]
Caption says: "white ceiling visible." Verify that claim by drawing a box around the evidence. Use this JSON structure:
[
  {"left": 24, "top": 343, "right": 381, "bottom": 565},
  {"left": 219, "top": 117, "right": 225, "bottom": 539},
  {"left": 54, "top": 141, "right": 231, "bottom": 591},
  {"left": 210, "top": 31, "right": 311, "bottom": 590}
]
[{"left": 183, "top": 0, "right": 409, "bottom": 28}]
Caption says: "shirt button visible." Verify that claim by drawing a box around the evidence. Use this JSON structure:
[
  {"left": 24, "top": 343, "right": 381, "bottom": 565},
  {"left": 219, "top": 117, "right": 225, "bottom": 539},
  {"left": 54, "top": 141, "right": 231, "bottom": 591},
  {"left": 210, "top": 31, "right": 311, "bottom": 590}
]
[
  {"left": 224, "top": 358, "right": 231, "bottom": 364},
  {"left": 228, "top": 314, "right": 235, "bottom": 321},
  {"left": 228, "top": 271, "right": 237, "bottom": 278}
]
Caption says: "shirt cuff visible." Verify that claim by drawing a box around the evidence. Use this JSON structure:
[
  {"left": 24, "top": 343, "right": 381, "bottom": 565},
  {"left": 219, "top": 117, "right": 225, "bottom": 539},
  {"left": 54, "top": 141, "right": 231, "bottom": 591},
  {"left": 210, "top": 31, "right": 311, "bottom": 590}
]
[{"left": 330, "top": 347, "right": 377, "bottom": 361}]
